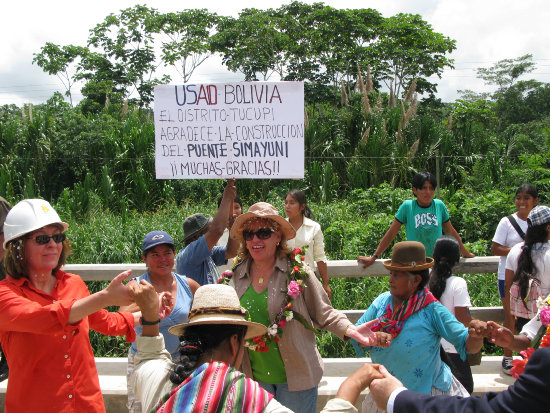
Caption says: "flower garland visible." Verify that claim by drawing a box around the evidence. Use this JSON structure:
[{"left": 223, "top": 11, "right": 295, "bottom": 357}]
[
  {"left": 218, "top": 247, "right": 316, "bottom": 352},
  {"left": 510, "top": 293, "right": 550, "bottom": 378}
]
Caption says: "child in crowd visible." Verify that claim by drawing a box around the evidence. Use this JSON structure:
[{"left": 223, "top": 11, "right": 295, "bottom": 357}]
[
  {"left": 429, "top": 235, "right": 474, "bottom": 394},
  {"left": 491, "top": 183, "right": 538, "bottom": 374},
  {"left": 358, "top": 171, "right": 474, "bottom": 266}
]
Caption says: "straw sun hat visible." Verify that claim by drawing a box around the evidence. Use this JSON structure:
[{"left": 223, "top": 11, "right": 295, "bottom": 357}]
[
  {"left": 168, "top": 284, "right": 267, "bottom": 339},
  {"left": 230, "top": 202, "right": 296, "bottom": 240},
  {"left": 383, "top": 241, "right": 434, "bottom": 271}
]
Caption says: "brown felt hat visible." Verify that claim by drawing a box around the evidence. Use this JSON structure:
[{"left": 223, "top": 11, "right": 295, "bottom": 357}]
[{"left": 383, "top": 241, "right": 434, "bottom": 271}]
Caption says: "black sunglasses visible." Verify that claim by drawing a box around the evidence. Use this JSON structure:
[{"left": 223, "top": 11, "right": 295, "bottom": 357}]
[
  {"left": 243, "top": 228, "right": 274, "bottom": 241},
  {"left": 29, "top": 233, "right": 66, "bottom": 245}
]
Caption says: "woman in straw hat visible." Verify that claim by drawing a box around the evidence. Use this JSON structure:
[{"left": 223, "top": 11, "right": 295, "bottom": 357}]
[
  {"left": 351, "top": 241, "right": 487, "bottom": 413},
  {"left": 0, "top": 199, "right": 147, "bottom": 413},
  {"left": 130, "top": 282, "right": 386, "bottom": 413},
  {"left": 226, "top": 202, "right": 388, "bottom": 413}
]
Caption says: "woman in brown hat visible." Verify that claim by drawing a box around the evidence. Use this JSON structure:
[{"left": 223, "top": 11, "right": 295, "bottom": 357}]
[
  {"left": 226, "top": 202, "right": 387, "bottom": 413},
  {"left": 351, "top": 241, "right": 487, "bottom": 413}
]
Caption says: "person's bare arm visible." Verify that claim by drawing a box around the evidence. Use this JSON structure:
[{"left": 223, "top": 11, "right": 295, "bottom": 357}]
[
  {"left": 129, "top": 280, "right": 166, "bottom": 337},
  {"left": 334, "top": 364, "right": 384, "bottom": 406},
  {"left": 187, "top": 278, "right": 200, "bottom": 295},
  {"left": 205, "top": 179, "right": 236, "bottom": 250},
  {"left": 358, "top": 219, "right": 402, "bottom": 268},
  {"left": 465, "top": 319, "right": 487, "bottom": 354},
  {"left": 369, "top": 365, "right": 405, "bottom": 411},
  {"left": 491, "top": 241, "right": 511, "bottom": 257},
  {"left": 442, "top": 220, "right": 475, "bottom": 258},
  {"left": 486, "top": 321, "right": 531, "bottom": 352},
  {"left": 503, "top": 268, "right": 515, "bottom": 332},
  {"left": 454, "top": 306, "right": 473, "bottom": 327},
  {"left": 316, "top": 261, "right": 331, "bottom": 299},
  {"left": 68, "top": 270, "right": 133, "bottom": 324}
]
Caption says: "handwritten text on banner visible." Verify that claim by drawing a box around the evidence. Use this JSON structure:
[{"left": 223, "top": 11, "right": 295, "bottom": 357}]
[{"left": 154, "top": 82, "right": 304, "bottom": 179}]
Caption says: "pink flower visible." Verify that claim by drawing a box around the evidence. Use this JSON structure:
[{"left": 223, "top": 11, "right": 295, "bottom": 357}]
[
  {"left": 293, "top": 248, "right": 303, "bottom": 255},
  {"left": 540, "top": 308, "right": 550, "bottom": 326},
  {"left": 287, "top": 281, "right": 301, "bottom": 299},
  {"left": 279, "top": 320, "right": 287, "bottom": 327},
  {"left": 222, "top": 270, "right": 233, "bottom": 278}
]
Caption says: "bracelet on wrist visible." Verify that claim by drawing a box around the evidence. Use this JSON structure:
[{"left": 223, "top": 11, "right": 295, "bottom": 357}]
[
  {"left": 373, "top": 253, "right": 379, "bottom": 259},
  {"left": 140, "top": 316, "right": 160, "bottom": 326},
  {"left": 344, "top": 324, "right": 353, "bottom": 337}
]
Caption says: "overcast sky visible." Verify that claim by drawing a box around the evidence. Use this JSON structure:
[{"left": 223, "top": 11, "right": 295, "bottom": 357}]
[{"left": 2, "top": 0, "right": 549, "bottom": 106}]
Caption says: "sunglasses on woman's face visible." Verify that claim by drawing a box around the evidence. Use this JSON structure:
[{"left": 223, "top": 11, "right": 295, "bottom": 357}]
[
  {"left": 243, "top": 228, "right": 274, "bottom": 241},
  {"left": 29, "top": 233, "right": 66, "bottom": 245}
]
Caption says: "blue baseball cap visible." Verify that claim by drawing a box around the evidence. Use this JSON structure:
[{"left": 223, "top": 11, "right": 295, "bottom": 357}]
[{"left": 142, "top": 231, "right": 175, "bottom": 253}]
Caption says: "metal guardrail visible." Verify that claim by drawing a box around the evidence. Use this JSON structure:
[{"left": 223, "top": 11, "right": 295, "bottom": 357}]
[
  {"left": 63, "top": 257, "right": 504, "bottom": 322},
  {"left": 64, "top": 256, "right": 500, "bottom": 281}
]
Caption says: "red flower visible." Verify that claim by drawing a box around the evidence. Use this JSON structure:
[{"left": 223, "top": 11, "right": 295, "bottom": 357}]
[
  {"left": 293, "top": 248, "right": 303, "bottom": 255},
  {"left": 279, "top": 320, "right": 287, "bottom": 327},
  {"left": 293, "top": 266, "right": 300, "bottom": 273},
  {"left": 286, "top": 302, "right": 293, "bottom": 309},
  {"left": 511, "top": 347, "right": 535, "bottom": 378},
  {"left": 274, "top": 336, "right": 280, "bottom": 343},
  {"left": 540, "top": 329, "right": 550, "bottom": 348},
  {"left": 301, "top": 256, "right": 305, "bottom": 261},
  {"left": 510, "top": 358, "right": 528, "bottom": 378}
]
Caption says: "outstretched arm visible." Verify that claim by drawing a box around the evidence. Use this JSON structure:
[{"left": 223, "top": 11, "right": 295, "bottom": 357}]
[
  {"left": 68, "top": 270, "right": 133, "bottom": 324},
  {"left": 358, "top": 220, "right": 402, "bottom": 268},
  {"left": 442, "top": 221, "right": 475, "bottom": 258},
  {"left": 335, "top": 364, "right": 384, "bottom": 406}
]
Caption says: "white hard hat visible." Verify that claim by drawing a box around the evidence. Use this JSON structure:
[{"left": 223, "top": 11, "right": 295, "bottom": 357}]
[{"left": 3, "top": 199, "right": 68, "bottom": 248}]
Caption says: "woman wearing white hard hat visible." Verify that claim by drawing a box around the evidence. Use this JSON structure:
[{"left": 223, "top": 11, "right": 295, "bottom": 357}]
[{"left": 0, "top": 199, "right": 149, "bottom": 413}]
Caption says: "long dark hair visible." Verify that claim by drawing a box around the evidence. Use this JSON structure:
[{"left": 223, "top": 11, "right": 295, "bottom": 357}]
[
  {"left": 429, "top": 236, "right": 461, "bottom": 300},
  {"left": 170, "top": 324, "right": 247, "bottom": 385},
  {"left": 286, "top": 189, "right": 312, "bottom": 218},
  {"left": 514, "top": 223, "right": 548, "bottom": 305}
]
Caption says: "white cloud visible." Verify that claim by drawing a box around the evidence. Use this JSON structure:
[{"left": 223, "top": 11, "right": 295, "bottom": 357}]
[{"left": 1, "top": 0, "right": 549, "bottom": 104}]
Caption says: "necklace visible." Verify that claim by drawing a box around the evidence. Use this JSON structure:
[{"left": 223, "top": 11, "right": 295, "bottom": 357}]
[{"left": 218, "top": 246, "right": 316, "bottom": 352}]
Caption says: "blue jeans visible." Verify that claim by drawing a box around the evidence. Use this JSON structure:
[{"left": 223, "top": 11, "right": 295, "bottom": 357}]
[{"left": 257, "top": 381, "right": 318, "bottom": 413}]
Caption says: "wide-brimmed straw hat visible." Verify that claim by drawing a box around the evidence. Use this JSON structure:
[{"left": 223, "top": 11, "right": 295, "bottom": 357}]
[
  {"left": 168, "top": 284, "right": 267, "bottom": 339},
  {"left": 230, "top": 202, "right": 296, "bottom": 240},
  {"left": 383, "top": 241, "right": 434, "bottom": 271}
]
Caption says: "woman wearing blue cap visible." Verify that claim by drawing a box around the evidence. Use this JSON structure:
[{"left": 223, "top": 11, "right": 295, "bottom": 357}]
[{"left": 122, "top": 231, "right": 199, "bottom": 413}]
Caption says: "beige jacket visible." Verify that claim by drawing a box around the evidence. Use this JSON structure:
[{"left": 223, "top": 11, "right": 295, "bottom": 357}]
[{"left": 233, "top": 255, "right": 352, "bottom": 391}]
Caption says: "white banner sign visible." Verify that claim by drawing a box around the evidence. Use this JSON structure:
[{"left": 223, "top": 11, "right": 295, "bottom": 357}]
[{"left": 154, "top": 82, "right": 304, "bottom": 179}]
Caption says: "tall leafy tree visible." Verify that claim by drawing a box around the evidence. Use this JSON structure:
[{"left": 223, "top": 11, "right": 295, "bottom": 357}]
[
  {"left": 150, "top": 9, "right": 220, "bottom": 83},
  {"left": 211, "top": 8, "right": 290, "bottom": 80},
  {"left": 477, "top": 53, "right": 535, "bottom": 92},
  {"left": 371, "top": 13, "right": 456, "bottom": 97},
  {"left": 280, "top": 2, "right": 382, "bottom": 87},
  {"left": 33, "top": 43, "right": 89, "bottom": 106},
  {"left": 86, "top": 5, "right": 163, "bottom": 106}
]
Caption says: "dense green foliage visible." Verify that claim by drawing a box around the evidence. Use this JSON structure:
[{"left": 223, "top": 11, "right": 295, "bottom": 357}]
[{"left": 65, "top": 186, "right": 511, "bottom": 357}]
